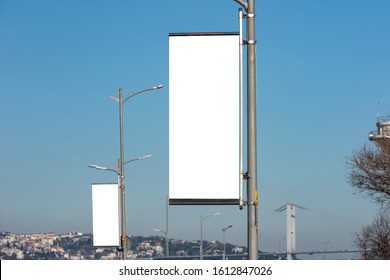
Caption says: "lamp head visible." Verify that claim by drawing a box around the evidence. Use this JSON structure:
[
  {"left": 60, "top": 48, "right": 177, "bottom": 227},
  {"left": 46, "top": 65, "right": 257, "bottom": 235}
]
[{"left": 88, "top": 164, "right": 107, "bottom": 170}]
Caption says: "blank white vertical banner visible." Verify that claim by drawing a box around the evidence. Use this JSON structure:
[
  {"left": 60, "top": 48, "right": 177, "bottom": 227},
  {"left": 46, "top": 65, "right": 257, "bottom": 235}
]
[
  {"left": 169, "top": 33, "right": 240, "bottom": 205},
  {"left": 91, "top": 183, "right": 120, "bottom": 246}
]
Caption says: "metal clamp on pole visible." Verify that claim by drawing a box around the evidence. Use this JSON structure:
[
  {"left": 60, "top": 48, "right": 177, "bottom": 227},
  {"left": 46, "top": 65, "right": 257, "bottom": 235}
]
[
  {"left": 242, "top": 172, "right": 250, "bottom": 180},
  {"left": 243, "top": 39, "right": 257, "bottom": 45}
]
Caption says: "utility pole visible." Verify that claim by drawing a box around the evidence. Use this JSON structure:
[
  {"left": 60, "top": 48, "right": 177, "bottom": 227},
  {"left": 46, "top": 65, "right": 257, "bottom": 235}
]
[{"left": 235, "top": 0, "right": 259, "bottom": 260}]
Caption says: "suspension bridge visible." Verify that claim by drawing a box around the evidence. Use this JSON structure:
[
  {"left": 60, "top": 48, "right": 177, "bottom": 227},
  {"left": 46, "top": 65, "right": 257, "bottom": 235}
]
[{"left": 258, "top": 202, "right": 363, "bottom": 260}]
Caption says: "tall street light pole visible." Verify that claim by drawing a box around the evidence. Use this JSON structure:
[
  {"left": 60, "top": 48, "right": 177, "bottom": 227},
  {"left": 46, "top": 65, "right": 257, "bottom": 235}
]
[
  {"left": 89, "top": 154, "right": 152, "bottom": 259},
  {"left": 108, "top": 84, "right": 163, "bottom": 260},
  {"left": 222, "top": 225, "right": 233, "bottom": 260},
  {"left": 153, "top": 228, "right": 169, "bottom": 257},
  {"left": 235, "top": 0, "right": 259, "bottom": 260},
  {"left": 200, "top": 212, "right": 220, "bottom": 260},
  {"left": 322, "top": 240, "right": 334, "bottom": 260},
  {"left": 165, "top": 194, "right": 169, "bottom": 257},
  {"left": 153, "top": 194, "right": 169, "bottom": 257}
]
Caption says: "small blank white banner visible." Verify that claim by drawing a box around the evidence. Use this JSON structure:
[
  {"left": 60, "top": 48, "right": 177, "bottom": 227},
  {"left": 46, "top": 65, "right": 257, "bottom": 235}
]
[
  {"left": 169, "top": 33, "right": 240, "bottom": 205},
  {"left": 91, "top": 183, "right": 120, "bottom": 246}
]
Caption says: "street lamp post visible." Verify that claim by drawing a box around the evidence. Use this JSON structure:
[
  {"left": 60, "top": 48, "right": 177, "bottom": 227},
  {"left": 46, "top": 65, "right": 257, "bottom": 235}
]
[
  {"left": 200, "top": 212, "right": 220, "bottom": 260},
  {"left": 153, "top": 194, "right": 169, "bottom": 256},
  {"left": 278, "top": 238, "right": 286, "bottom": 260},
  {"left": 109, "top": 85, "right": 163, "bottom": 260},
  {"left": 322, "top": 240, "right": 334, "bottom": 260},
  {"left": 89, "top": 154, "right": 152, "bottom": 259},
  {"left": 153, "top": 228, "right": 169, "bottom": 257},
  {"left": 222, "top": 225, "right": 233, "bottom": 260},
  {"left": 165, "top": 195, "right": 169, "bottom": 257}
]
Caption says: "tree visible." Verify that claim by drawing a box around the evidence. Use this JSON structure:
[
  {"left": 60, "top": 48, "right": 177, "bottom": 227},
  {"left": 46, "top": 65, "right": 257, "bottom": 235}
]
[
  {"left": 355, "top": 209, "right": 390, "bottom": 260},
  {"left": 347, "top": 133, "right": 390, "bottom": 259},
  {"left": 346, "top": 140, "right": 390, "bottom": 208}
]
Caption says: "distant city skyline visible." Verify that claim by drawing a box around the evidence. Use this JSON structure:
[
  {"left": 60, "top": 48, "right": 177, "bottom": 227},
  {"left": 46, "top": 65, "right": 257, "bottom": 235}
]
[
  {"left": 1, "top": 0, "right": 389, "bottom": 254},
  {"left": 0, "top": 231, "right": 361, "bottom": 260}
]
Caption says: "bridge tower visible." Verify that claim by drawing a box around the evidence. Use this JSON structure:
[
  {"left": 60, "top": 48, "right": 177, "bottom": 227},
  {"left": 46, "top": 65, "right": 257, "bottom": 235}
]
[{"left": 275, "top": 203, "right": 307, "bottom": 260}]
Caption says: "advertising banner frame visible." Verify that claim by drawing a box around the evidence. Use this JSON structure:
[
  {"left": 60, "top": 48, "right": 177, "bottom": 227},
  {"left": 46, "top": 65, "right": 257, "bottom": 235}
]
[
  {"left": 169, "top": 32, "right": 240, "bottom": 205},
  {"left": 91, "top": 183, "right": 120, "bottom": 247}
]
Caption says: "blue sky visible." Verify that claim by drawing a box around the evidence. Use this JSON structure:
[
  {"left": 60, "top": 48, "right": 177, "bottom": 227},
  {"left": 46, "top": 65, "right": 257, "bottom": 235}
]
[{"left": 1, "top": 0, "right": 389, "bottom": 256}]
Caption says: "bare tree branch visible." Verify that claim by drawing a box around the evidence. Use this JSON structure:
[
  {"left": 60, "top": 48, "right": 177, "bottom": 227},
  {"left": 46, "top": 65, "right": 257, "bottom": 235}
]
[
  {"left": 355, "top": 209, "right": 390, "bottom": 259},
  {"left": 346, "top": 140, "right": 390, "bottom": 208}
]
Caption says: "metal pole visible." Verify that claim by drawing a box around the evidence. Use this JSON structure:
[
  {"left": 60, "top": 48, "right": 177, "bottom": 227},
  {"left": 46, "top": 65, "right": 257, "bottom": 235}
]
[
  {"left": 222, "top": 225, "right": 233, "bottom": 260},
  {"left": 239, "top": 8, "right": 245, "bottom": 210},
  {"left": 200, "top": 215, "right": 203, "bottom": 260},
  {"left": 199, "top": 213, "right": 219, "bottom": 260},
  {"left": 223, "top": 229, "right": 226, "bottom": 260},
  {"left": 246, "top": 0, "right": 258, "bottom": 260},
  {"left": 165, "top": 194, "right": 169, "bottom": 257},
  {"left": 235, "top": 0, "right": 259, "bottom": 261},
  {"left": 117, "top": 158, "right": 121, "bottom": 259},
  {"left": 119, "top": 88, "right": 127, "bottom": 260},
  {"left": 106, "top": 85, "right": 162, "bottom": 259},
  {"left": 322, "top": 240, "right": 333, "bottom": 260}
]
